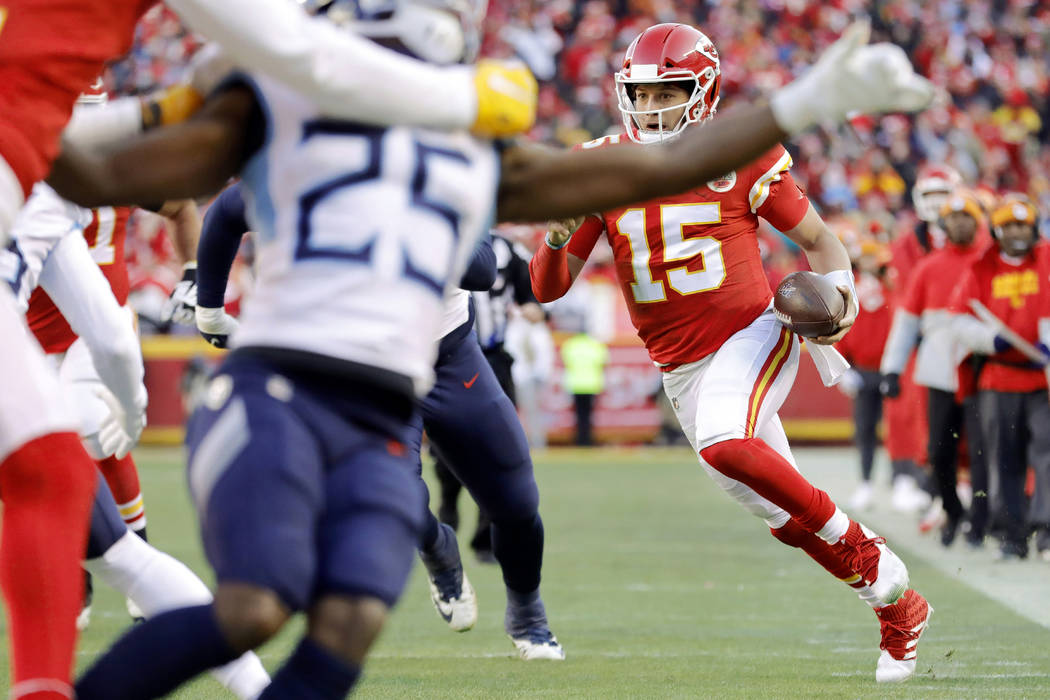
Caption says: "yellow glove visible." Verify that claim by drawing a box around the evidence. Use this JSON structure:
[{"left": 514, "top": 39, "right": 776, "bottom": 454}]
[
  {"left": 471, "top": 60, "right": 538, "bottom": 139},
  {"left": 140, "top": 84, "right": 204, "bottom": 130}
]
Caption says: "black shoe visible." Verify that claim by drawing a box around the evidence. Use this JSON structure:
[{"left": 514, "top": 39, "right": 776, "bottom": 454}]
[
  {"left": 996, "top": 541, "right": 1029, "bottom": 561},
  {"left": 1035, "top": 528, "right": 1050, "bottom": 553},
  {"left": 941, "top": 514, "right": 963, "bottom": 548},
  {"left": 964, "top": 529, "right": 985, "bottom": 549}
]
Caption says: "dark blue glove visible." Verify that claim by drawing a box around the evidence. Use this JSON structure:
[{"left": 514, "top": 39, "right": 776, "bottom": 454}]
[{"left": 879, "top": 373, "right": 901, "bottom": 398}]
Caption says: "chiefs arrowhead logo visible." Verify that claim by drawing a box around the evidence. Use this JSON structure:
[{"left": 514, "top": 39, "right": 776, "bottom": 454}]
[{"left": 707, "top": 171, "right": 736, "bottom": 193}]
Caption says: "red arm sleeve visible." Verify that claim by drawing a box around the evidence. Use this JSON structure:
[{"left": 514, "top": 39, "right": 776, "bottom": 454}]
[
  {"left": 755, "top": 171, "right": 810, "bottom": 232},
  {"left": 528, "top": 215, "right": 603, "bottom": 302}
]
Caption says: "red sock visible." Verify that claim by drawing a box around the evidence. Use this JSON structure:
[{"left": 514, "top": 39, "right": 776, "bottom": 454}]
[
  {"left": 0, "top": 433, "right": 96, "bottom": 699},
  {"left": 700, "top": 438, "right": 835, "bottom": 533},
  {"left": 98, "top": 453, "right": 146, "bottom": 531},
  {"left": 770, "top": 519, "right": 855, "bottom": 581}
]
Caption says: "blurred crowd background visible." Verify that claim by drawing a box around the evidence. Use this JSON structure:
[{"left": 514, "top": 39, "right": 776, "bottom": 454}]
[{"left": 109, "top": 0, "right": 1050, "bottom": 320}]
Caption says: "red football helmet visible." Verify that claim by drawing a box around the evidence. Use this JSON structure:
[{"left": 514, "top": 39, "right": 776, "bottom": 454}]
[
  {"left": 911, "top": 164, "right": 961, "bottom": 222},
  {"left": 615, "top": 23, "right": 721, "bottom": 143}
]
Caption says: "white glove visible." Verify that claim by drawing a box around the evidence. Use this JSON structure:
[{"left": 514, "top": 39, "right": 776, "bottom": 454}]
[
  {"left": 770, "top": 21, "right": 936, "bottom": 135},
  {"left": 161, "top": 262, "right": 198, "bottom": 325},
  {"left": 96, "top": 385, "right": 147, "bottom": 459},
  {"left": 196, "top": 305, "right": 240, "bottom": 348},
  {"left": 837, "top": 368, "right": 864, "bottom": 399}
]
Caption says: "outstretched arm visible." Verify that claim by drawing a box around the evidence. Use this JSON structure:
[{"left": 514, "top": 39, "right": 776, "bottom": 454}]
[
  {"left": 164, "top": 0, "right": 535, "bottom": 137},
  {"left": 47, "top": 87, "right": 257, "bottom": 209},
  {"left": 497, "top": 106, "right": 785, "bottom": 222},
  {"left": 497, "top": 21, "right": 934, "bottom": 223}
]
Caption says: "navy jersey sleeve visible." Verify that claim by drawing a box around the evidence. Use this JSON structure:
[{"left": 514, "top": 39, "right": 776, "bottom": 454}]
[
  {"left": 197, "top": 183, "right": 249, "bottom": 308},
  {"left": 459, "top": 232, "right": 497, "bottom": 291}
]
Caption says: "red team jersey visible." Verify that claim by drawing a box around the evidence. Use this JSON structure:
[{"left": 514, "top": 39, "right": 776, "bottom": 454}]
[
  {"left": 950, "top": 243, "right": 1050, "bottom": 393},
  {"left": 902, "top": 241, "right": 987, "bottom": 316},
  {"left": 27, "top": 206, "right": 131, "bottom": 353},
  {"left": 0, "top": 0, "right": 155, "bottom": 195},
  {"left": 566, "top": 137, "right": 809, "bottom": 368}
]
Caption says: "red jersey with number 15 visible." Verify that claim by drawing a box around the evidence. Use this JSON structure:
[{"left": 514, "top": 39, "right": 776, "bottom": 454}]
[
  {"left": 567, "top": 137, "right": 810, "bottom": 368},
  {"left": 27, "top": 206, "right": 131, "bottom": 354},
  {"left": 0, "top": 0, "right": 156, "bottom": 195}
]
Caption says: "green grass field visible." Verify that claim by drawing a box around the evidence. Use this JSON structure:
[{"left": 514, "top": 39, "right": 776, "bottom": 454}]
[{"left": 4, "top": 446, "right": 1050, "bottom": 699}]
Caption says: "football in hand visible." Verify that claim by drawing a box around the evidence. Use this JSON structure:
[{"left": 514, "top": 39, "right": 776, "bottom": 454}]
[{"left": 773, "top": 271, "right": 845, "bottom": 338}]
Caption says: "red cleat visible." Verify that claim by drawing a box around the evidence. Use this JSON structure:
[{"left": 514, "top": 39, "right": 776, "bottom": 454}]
[
  {"left": 832, "top": 521, "right": 909, "bottom": 605},
  {"left": 875, "top": 589, "right": 933, "bottom": 683}
]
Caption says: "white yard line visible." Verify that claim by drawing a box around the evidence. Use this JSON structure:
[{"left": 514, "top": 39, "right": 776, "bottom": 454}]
[{"left": 797, "top": 447, "right": 1050, "bottom": 630}]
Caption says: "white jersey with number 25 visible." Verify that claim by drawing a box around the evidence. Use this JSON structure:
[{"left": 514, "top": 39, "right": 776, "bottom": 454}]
[{"left": 231, "top": 73, "right": 500, "bottom": 396}]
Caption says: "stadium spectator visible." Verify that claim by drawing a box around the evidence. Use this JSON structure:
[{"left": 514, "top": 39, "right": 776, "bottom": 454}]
[{"left": 836, "top": 236, "right": 894, "bottom": 511}]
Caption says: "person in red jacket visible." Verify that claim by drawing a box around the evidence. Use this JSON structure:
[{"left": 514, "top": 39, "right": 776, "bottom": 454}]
[
  {"left": 949, "top": 197, "right": 1050, "bottom": 559},
  {"left": 880, "top": 190, "right": 991, "bottom": 547},
  {"left": 882, "top": 166, "right": 961, "bottom": 512},
  {"left": 836, "top": 238, "right": 895, "bottom": 510}
]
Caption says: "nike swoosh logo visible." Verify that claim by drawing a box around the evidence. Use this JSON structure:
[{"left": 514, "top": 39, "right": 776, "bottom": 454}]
[
  {"left": 437, "top": 605, "right": 453, "bottom": 623},
  {"left": 463, "top": 373, "right": 479, "bottom": 389}
]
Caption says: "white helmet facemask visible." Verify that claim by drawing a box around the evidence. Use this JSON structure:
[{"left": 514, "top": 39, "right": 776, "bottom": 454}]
[{"left": 615, "top": 69, "right": 718, "bottom": 144}]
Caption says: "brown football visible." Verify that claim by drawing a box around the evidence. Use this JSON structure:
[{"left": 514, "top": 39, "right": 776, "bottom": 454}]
[{"left": 773, "top": 271, "right": 845, "bottom": 338}]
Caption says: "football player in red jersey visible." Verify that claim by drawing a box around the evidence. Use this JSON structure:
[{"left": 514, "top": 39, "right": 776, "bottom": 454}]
[
  {"left": 530, "top": 23, "right": 933, "bottom": 683},
  {"left": 881, "top": 190, "right": 991, "bottom": 547},
  {"left": 949, "top": 197, "right": 1050, "bottom": 559}
]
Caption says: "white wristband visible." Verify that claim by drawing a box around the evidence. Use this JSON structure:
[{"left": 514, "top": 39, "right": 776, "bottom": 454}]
[
  {"left": 823, "top": 269, "right": 857, "bottom": 313},
  {"left": 545, "top": 233, "right": 570, "bottom": 250}
]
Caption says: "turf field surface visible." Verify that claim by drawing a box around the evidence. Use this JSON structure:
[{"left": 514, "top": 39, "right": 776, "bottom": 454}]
[{"left": 3, "top": 446, "right": 1049, "bottom": 699}]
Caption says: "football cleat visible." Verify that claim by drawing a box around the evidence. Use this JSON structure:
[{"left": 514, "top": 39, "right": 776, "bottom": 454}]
[
  {"left": 509, "top": 627, "right": 566, "bottom": 661},
  {"left": 427, "top": 565, "right": 477, "bottom": 632},
  {"left": 875, "top": 589, "right": 933, "bottom": 683},
  {"left": 832, "top": 521, "right": 908, "bottom": 606}
]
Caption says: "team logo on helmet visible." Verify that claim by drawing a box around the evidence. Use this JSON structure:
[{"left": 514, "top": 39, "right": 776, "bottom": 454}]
[{"left": 707, "top": 171, "right": 736, "bottom": 193}]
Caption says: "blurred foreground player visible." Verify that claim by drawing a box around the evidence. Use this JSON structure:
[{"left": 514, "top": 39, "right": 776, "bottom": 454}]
[
  {"left": 0, "top": 0, "right": 539, "bottom": 693},
  {"left": 3, "top": 182, "right": 270, "bottom": 698},
  {"left": 949, "top": 198, "right": 1050, "bottom": 558},
  {"left": 193, "top": 186, "right": 563, "bottom": 660},
  {"left": 50, "top": 9, "right": 936, "bottom": 696},
  {"left": 531, "top": 22, "right": 935, "bottom": 682}
]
